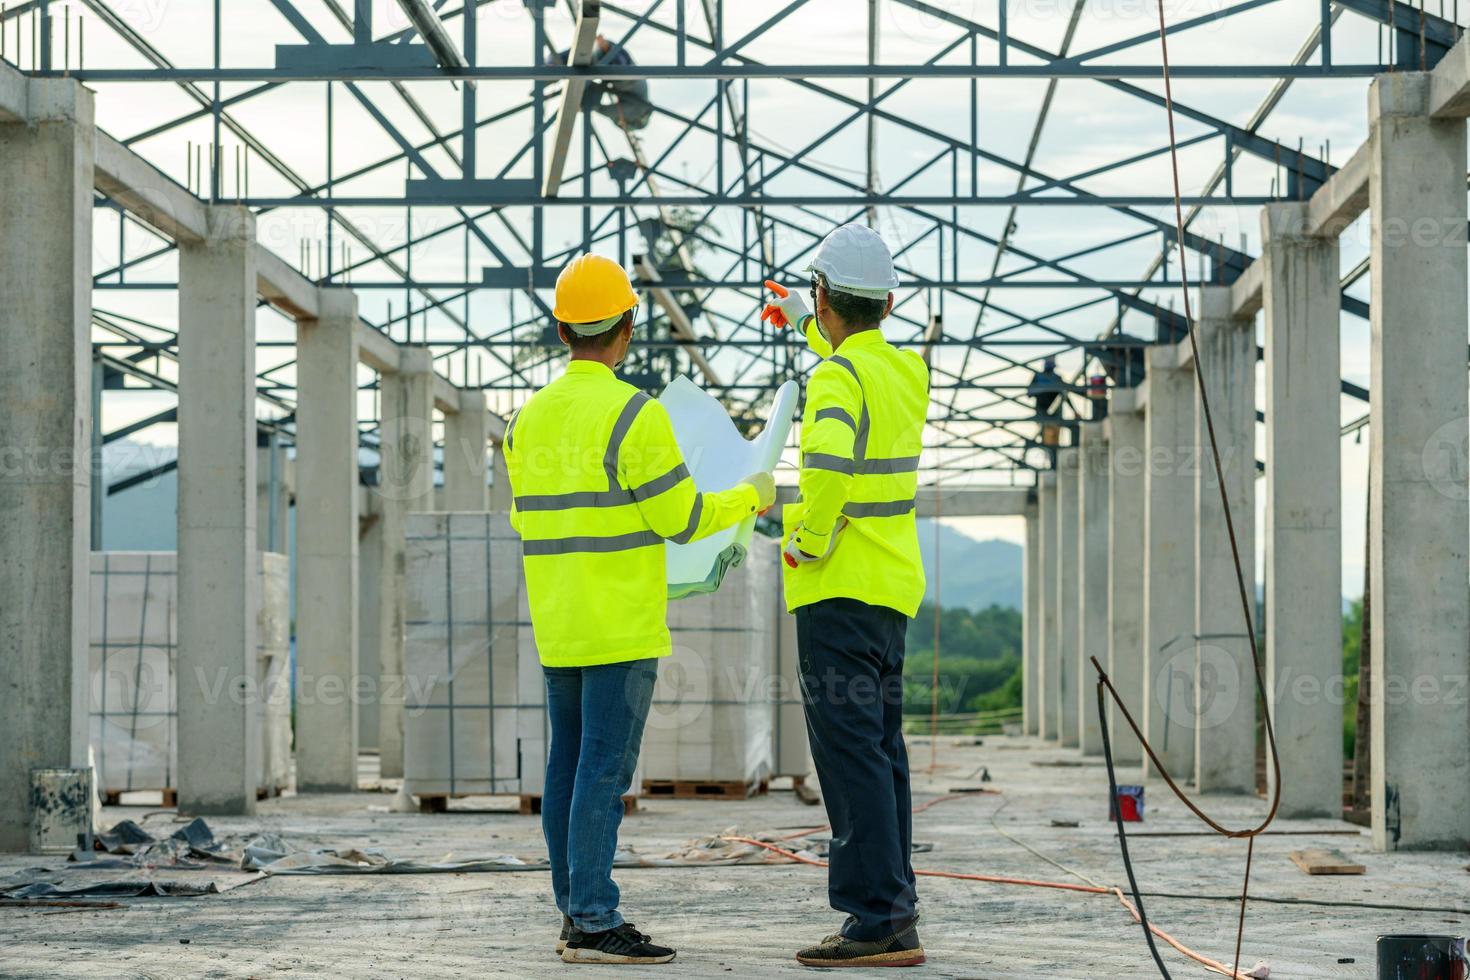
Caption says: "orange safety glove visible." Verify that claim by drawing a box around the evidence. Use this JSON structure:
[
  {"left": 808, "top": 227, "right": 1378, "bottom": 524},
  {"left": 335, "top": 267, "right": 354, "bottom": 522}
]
[{"left": 760, "top": 280, "right": 811, "bottom": 331}]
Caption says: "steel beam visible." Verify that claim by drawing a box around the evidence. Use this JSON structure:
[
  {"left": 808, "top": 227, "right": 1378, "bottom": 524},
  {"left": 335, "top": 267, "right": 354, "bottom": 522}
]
[
  {"left": 542, "top": 0, "right": 600, "bottom": 198},
  {"left": 633, "top": 256, "right": 724, "bottom": 386},
  {"left": 393, "top": 0, "right": 473, "bottom": 77}
]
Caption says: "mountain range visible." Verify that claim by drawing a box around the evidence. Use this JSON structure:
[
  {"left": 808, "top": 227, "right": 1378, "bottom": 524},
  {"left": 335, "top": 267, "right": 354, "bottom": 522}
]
[{"left": 915, "top": 519, "right": 1023, "bottom": 611}]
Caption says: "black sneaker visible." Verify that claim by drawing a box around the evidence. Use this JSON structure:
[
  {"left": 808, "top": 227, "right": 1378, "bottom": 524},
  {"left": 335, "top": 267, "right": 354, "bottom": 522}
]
[
  {"left": 796, "top": 918, "right": 925, "bottom": 968},
  {"left": 561, "top": 922, "right": 676, "bottom": 965},
  {"left": 555, "top": 915, "right": 572, "bottom": 954}
]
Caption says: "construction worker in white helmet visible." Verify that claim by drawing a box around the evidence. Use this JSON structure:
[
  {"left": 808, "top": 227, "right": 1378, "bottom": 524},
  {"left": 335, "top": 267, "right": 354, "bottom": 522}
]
[
  {"left": 505, "top": 254, "right": 777, "bottom": 965},
  {"left": 762, "top": 223, "right": 929, "bottom": 968}
]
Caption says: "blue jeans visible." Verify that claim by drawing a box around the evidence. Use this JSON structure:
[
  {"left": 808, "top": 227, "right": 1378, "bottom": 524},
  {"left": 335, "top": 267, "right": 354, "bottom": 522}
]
[{"left": 542, "top": 658, "right": 657, "bottom": 933}]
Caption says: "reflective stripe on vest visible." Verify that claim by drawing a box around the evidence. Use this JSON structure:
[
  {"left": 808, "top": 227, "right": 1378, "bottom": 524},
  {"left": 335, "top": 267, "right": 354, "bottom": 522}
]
[
  {"left": 517, "top": 390, "right": 692, "bottom": 554},
  {"left": 823, "top": 354, "right": 918, "bottom": 518},
  {"left": 522, "top": 529, "right": 664, "bottom": 556}
]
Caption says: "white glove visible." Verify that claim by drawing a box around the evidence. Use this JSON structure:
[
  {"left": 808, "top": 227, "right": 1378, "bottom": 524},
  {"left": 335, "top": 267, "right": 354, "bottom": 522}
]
[
  {"left": 742, "top": 471, "right": 776, "bottom": 513},
  {"left": 782, "top": 518, "right": 847, "bottom": 568},
  {"left": 761, "top": 280, "right": 811, "bottom": 331}
]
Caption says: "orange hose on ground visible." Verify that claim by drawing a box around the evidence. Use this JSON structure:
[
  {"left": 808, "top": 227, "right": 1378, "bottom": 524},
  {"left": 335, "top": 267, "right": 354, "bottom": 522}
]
[
  {"left": 1112, "top": 888, "right": 1244, "bottom": 978},
  {"left": 721, "top": 836, "right": 1252, "bottom": 977}
]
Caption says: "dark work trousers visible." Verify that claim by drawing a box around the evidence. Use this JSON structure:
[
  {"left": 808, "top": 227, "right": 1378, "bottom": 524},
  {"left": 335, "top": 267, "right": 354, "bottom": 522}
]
[{"left": 795, "top": 597, "right": 917, "bottom": 941}]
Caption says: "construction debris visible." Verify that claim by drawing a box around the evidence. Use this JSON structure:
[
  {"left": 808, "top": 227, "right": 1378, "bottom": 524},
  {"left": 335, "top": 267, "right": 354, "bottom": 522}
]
[{"left": 1289, "top": 849, "right": 1366, "bottom": 876}]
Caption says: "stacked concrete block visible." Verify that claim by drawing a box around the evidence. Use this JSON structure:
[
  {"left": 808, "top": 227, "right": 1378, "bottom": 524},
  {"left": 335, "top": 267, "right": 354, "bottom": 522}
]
[
  {"left": 771, "top": 565, "right": 812, "bottom": 779},
  {"left": 89, "top": 553, "right": 176, "bottom": 794},
  {"left": 402, "top": 513, "right": 526, "bottom": 797},
  {"left": 87, "top": 551, "right": 291, "bottom": 796},
  {"left": 402, "top": 517, "right": 781, "bottom": 799},
  {"left": 642, "top": 536, "right": 778, "bottom": 787}
]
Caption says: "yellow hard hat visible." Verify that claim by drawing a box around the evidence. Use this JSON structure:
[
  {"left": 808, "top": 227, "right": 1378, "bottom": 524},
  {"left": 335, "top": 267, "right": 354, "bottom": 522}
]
[{"left": 553, "top": 254, "right": 639, "bottom": 334}]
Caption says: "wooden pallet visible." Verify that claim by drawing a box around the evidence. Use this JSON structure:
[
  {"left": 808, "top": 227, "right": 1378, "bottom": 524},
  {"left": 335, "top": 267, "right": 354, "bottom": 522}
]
[
  {"left": 641, "top": 778, "right": 768, "bottom": 801},
  {"left": 411, "top": 793, "right": 639, "bottom": 816},
  {"left": 518, "top": 794, "right": 639, "bottom": 817},
  {"left": 101, "top": 788, "right": 177, "bottom": 808}
]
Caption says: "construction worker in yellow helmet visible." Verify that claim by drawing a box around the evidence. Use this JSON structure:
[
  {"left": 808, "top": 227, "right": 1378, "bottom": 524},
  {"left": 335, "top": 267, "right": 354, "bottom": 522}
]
[
  {"left": 504, "top": 253, "right": 776, "bottom": 966},
  {"left": 762, "top": 223, "right": 929, "bottom": 968}
]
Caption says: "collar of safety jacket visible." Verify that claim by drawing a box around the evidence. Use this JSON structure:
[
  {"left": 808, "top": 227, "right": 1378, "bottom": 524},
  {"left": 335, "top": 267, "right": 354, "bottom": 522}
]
[
  {"left": 834, "top": 328, "right": 886, "bottom": 353},
  {"left": 563, "top": 359, "right": 615, "bottom": 378}
]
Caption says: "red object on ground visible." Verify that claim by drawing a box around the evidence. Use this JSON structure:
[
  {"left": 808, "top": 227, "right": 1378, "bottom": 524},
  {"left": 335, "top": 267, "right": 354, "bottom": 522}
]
[{"left": 1110, "top": 785, "right": 1145, "bottom": 822}]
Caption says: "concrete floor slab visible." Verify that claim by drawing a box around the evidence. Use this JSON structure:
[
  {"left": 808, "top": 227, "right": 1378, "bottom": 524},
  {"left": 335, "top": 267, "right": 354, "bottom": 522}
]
[{"left": 2, "top": 737, "right": 1465, "bottom": 978}]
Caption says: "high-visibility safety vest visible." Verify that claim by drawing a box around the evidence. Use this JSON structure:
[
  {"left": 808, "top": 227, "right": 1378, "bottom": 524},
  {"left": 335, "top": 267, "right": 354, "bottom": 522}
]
[
  {"left": 505, "top": 360, "right": 761, "bottom": 667},
  {"left": 782, "top": 323, "right": 928, "bottom": 617}
]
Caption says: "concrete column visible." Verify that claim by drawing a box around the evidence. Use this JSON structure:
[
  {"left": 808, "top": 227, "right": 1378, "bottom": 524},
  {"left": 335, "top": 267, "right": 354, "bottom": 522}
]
[
  {"left": 1056, "top": 447, "right": 1081, "bottom": 748},
  {"left": 376, "top": 348, "right": 436, "bottom": 779},
  {"left": 1261, "top": 201, "right": 1342, "bottom": 817},
  {"left": 1142, "top": 346, "right": 1197, "bottom": 781},
  {"left": 177, "top": 206, "right": 259, "bottom": 815},
  {"left": 1038, "top": 473, "right": 1059, "bottom": 741},
  {"left": 443, "top": 389, "right": 490, "bottom": 511},
  {"left": 1023, "top": 500, "right": 1041, "bottom": 736},
  {"left": 1192, "top": 288, "right": 1257, "bottom": 794},
  {"left": 1106, "top": 390, "right": 1146, "bottom": 766},
  {"left": 1367, "top": 73, "right": 1470, "bottom": 851},
  {"left": 0, "top": 78, "right": 94, "bottom": 851},
  {"left": 357, "top": 486, "right": 382, "bottom": 752},
  {"left": 1078, "top": 423, "right": 1109, "bottom": 756},
  {"left": 295, "top": 289, "right": 362, "bottom": 791}
]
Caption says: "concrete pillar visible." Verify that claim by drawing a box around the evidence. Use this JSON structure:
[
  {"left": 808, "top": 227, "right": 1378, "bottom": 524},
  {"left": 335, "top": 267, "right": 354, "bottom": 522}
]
[
  {"left": 1142, "top": 345, "right": 1197, "bottom": 781},
  {"left": 1261, "top": 201, "right": 1342, "bottom": 817},
  {"left": 490, "top": 446, "right": 512, "bottom": 512},
  {"left": 1078, "top": 423, "right": 1109, "bottom": 756},
  {"left": 1106, "top": 390, "right": 1146, "bottom": 766},
  {"left": 1023, "top": 500, "right": 1041, "bottom": 736},
  {"left": 177, "top": 206, "right": 259, "bottom": 815},
  {"left": 1056, "top": 447, "right": 1080, "bottom": 748},
  {"left": 443, "top": 389, "right": 490, "bottom": 511},
  {"left": 376, "top": 348, "right": 435, "bottom": 779},
  {"left": 1038, "top": 473, "right": 1059, "bottom": 740},
  {"left": 0, "top": 78, "right": 94, "bottom": 851},
  {"left": 1192, "top": 288, "right": 1257, "bottom": 794},
  {"left": 357, "top": 486, "right": 382, "bottom": 752},
  {"left": 295, "top": 289, "right": 362, "bottom": 792},
  {"left": 1367, "top": 73, "right": 1470, "bottom": 851}
]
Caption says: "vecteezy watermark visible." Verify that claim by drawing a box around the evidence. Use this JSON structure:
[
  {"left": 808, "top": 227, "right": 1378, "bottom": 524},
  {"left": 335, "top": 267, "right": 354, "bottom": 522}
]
[
  {"left": 182, "top": 668, "right": 438, "bottom": 712},
  {"left": 91, "top": 661, "right": 170, "bottom": 730},
  {"left": 1151, "top": 641, "right": 1242, "bottom": 731},
  {"left": 887, "top": 0, "right": 1231, "bottom": 46},
  {"left": 1422, "top": 416, "right": 1470, "bottom": 502},
  {"left": 1100, "top": 442, "right": 1241, "bottom": 480}
]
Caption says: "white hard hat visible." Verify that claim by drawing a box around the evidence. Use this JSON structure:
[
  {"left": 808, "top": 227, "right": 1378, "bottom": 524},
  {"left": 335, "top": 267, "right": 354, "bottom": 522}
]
[{"left": 808, "top": 223, "right": 899, "bottom": 300}]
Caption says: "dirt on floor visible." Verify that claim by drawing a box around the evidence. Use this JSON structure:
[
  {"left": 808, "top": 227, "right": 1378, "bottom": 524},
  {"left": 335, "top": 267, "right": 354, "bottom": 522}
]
[{"left": 2, "top": 736, "right": 1466, "bottom": 979}]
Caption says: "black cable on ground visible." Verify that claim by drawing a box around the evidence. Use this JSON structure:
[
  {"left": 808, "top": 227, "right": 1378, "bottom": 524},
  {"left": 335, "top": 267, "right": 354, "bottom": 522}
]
[{"left": 1097, "top": 671, "right": 1172, "bottom": 979}]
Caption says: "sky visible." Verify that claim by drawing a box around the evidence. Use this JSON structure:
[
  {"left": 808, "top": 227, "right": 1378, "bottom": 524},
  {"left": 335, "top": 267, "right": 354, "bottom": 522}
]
[{"left": 15, "top": 0, "right": 1455, "bottom": 592}]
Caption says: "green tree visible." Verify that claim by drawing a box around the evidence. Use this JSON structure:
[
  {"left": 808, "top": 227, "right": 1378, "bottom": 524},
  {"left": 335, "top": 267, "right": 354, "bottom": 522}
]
[
  {"left": 1342, "top": 598, "right": 1363, "bottom": 759},
  {"left": 902, "top": 603, "right": 1023, "bottom": 733}
]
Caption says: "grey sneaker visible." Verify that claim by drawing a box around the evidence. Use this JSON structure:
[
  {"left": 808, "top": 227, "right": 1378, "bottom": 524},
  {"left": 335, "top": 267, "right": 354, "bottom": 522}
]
[{"left": 796, "top": 918, "right": 924, "bottom": 968}]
